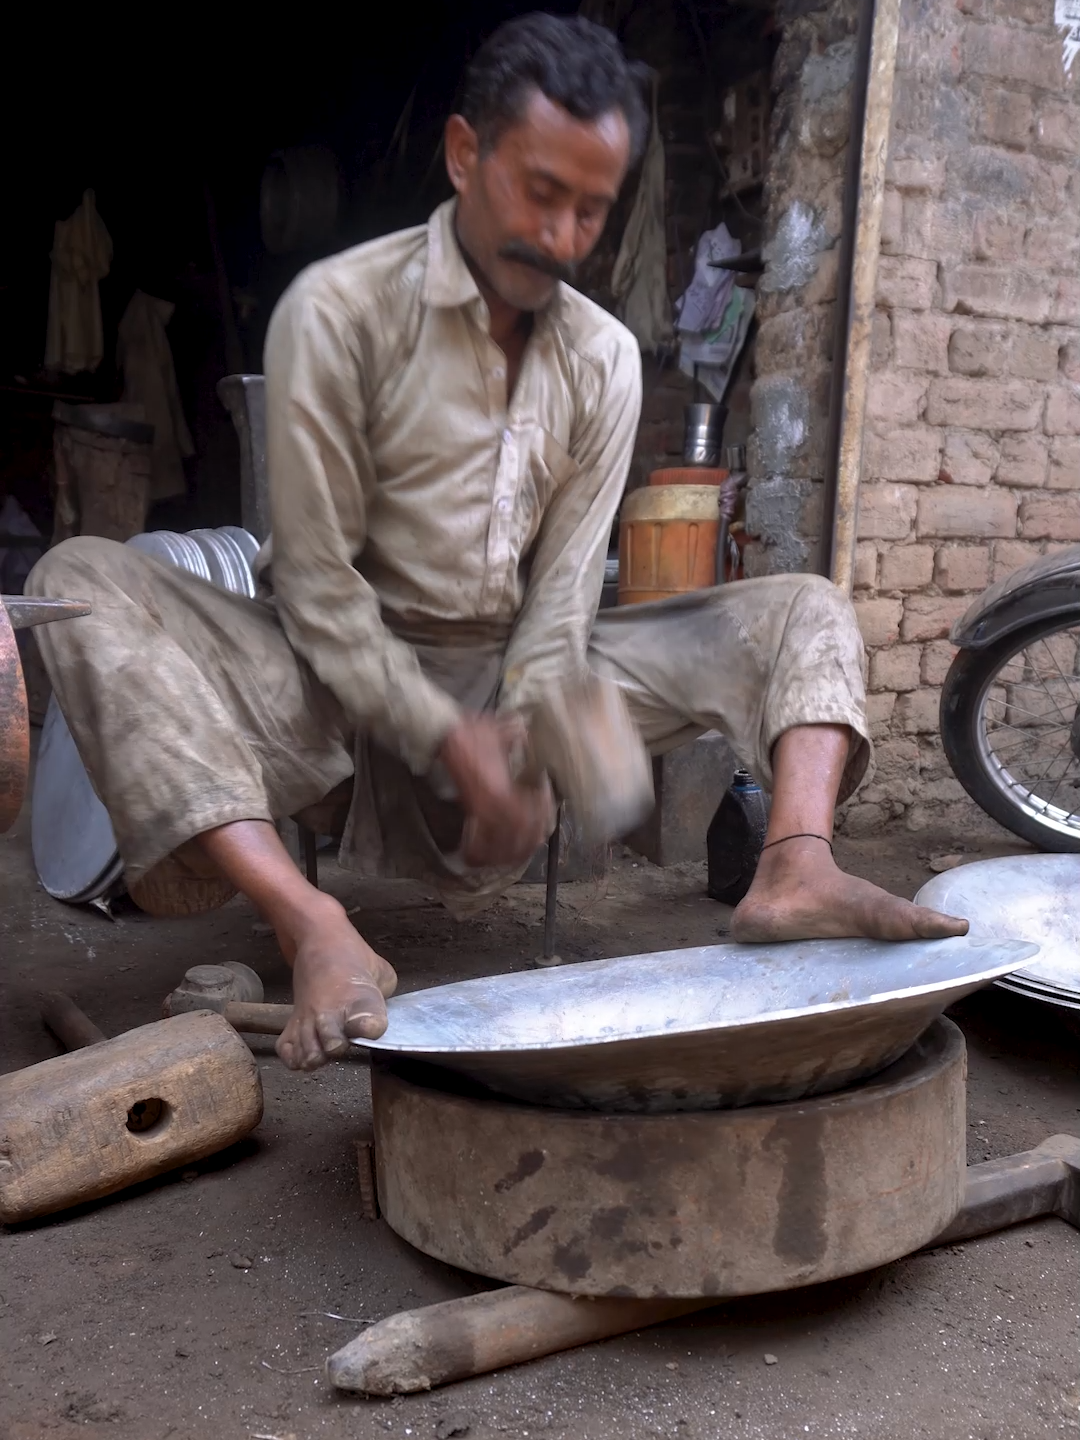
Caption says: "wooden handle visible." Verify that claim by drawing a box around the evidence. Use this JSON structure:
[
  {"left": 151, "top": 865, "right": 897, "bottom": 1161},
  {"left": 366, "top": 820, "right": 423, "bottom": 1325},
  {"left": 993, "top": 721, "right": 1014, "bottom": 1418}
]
[
  {"left": 327, "top": 1285, "right": 712, "bottom": 1394},
  {"left": 221, "top": 1001, "right": 292, "bottom": 1035},
  {"left": 38, "top": 991, "right": 107, "bottom": 1050}
]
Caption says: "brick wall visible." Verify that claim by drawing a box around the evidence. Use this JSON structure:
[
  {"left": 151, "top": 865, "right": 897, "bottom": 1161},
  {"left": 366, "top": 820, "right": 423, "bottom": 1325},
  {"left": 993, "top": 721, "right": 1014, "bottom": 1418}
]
[{"left": 846, "top": 0, "right": 1080, "bottom": 835}]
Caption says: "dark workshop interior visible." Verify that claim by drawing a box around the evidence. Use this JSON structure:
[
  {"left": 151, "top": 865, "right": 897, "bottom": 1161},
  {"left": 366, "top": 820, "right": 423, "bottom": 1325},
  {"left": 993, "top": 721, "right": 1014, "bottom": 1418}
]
[{"left": 0, "top": 0, "right": 775, "bottom": 548}]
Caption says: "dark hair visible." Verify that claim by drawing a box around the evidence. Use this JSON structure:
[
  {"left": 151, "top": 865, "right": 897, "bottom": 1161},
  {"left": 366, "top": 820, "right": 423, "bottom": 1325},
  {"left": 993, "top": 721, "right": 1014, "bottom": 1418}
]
[{"left": 460, "top": 13, "right": 651, "bottom": 165}]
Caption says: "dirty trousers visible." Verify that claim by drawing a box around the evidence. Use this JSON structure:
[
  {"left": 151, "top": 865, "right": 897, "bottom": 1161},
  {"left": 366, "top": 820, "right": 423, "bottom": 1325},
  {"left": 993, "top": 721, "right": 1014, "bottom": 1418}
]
[{"left": 28, "top": 537, "right": 870, "bottom": 907}]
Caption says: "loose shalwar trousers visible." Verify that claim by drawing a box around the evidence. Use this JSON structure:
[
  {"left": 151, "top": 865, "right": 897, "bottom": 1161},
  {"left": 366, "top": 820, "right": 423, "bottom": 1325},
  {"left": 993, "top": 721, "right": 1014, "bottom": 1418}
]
[{"left": 28, "top": 536, "right": 870, "bottom": 913}]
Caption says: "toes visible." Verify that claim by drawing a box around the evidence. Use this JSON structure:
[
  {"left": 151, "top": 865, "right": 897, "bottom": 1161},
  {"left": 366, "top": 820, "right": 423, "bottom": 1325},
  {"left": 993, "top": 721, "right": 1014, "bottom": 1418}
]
[
  {"left": 913, "top": 906, "right": 969, "bottom": 939},
  {"left": 315, "top": 1010, "right": 353, "bottom": 1059},
  {"left": 375, "top": 961, "right": 399, "bottom": 999},
  {"left": 343, "top": 985, "right": 389, "bottom": 1042}
]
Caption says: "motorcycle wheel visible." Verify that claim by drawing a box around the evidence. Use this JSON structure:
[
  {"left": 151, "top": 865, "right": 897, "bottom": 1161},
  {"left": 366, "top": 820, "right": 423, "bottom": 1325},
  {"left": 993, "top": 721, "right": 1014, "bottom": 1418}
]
[{"left": 941, "top": 613, "right": 1080, "bottom": 852}]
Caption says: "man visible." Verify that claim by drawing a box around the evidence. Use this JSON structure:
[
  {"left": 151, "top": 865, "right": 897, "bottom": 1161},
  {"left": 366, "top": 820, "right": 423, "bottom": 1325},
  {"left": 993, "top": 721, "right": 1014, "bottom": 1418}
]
[{"left": 29, "top": 13, "right": 965, "bottom": 1073}]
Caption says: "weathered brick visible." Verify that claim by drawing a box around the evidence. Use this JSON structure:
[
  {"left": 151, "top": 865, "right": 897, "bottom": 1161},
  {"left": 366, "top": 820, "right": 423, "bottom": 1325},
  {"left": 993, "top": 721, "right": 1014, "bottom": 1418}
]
[
  {"left": 948, "top": 324, "right": 1007, "bottom": 377},
  {"left": 921, "top": 640, "right": 958, "bottom": 685},
  {"left": 963, "top": 26, "right": 1067, "bottom": 92},
  {"left": 941, "top": 266, "right": 1051, "bottom": 324},
  {"left": 901, "top": 595, "right": 971, "bottom": 642},
  {"left": 925, "top": 378, "right": 1043, "bottom": 431},
  {"left": 870, "top": 644, "right": 923, "bottom": 692},
  {"left": 871, "top": 311, "right": 893, "bottom": 368},
  {"left": 895, "top": 687, "right": 944, "bottom": 735},
  {"left": 996, "top": 432, "right": 1049, "bottom": 487},
  {"left": 857, "top": 483, "right": 919, "bottom": 540},
  {"left": 865, "top": 690, "right": 897, "bottom": 738},
  {"left": 1024, "top": 226, "right": 1080, "bottom": 276},
  {"left": 940, "top": 430, "right": 1000, "bottom": 486},
  {"left": 879, "top": 543, "right": 936, "bottom": 591},
  {"left": 1049, "top": 437, "right": 1080, "bottom": 490},
  {"left": 886, "top": 147, "right": 946, "bottom": 195},
  {"left": 934, "top": 544, "right": 991, "bottom": 593},
  {"left": 1018, "top": 493, "right": 1080, "bottom": 540},
  {"left": 979, "top": 89, "right": 1035, "bottom": 147},
  {"left": 1063, "top": 340, "right": 1080, "bottom": 383},
  {"left": 880, "top": 188, "right": 903, "bottom": 253},
  {"left": 855, "top": 597, "right": 903, "bottom": 647},
  {"left": 865, "top": 427, "right": 942, "bottom": 483},
  {"left": 873, "top": 737, "right": 921, "bottom": 774},
  {"left": 841, "top": 801, "right": 889, "bottom": 836},
  {"left": 876, "top": 256, "right": 937, "bottom": 310},
  {"left": 853, "top": 542, "right": 878, "bottom": 590},
  {"left": 972, "top": 212, "right": 1025, "bottom": 264},
  {"left": 866, "top": 374, "right": 927, "bottom": 428},
  {"left": 992, "top": 538, "right": 1043, "bottom": 579},
  {"left": 917, "top": 487, "right": 1017, "bottom": 539},
  {"left": 1010, "top": 327, "right": 1063, "bottom": 382},
  {"left": 1052, "top": 280, "right": 1080, "bottom": 326},
  {"left": 1045, "top": 388, "right": 1080, "bottom": 436},
  {"left": 893, "top": 312, "right": 953, "bottom": 373},
  {"left": 1037, "top": 99, "right": 1080, "bottom": 156},
  {"left": 901, "top": 199, "right": 974, "bottom": 264}
]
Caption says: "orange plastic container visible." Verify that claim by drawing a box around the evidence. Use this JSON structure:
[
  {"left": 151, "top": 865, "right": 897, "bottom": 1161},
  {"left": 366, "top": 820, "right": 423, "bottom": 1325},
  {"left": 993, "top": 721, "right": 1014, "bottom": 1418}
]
[{"left": 618, "top": 484, "right": 720, "bottom": 605}]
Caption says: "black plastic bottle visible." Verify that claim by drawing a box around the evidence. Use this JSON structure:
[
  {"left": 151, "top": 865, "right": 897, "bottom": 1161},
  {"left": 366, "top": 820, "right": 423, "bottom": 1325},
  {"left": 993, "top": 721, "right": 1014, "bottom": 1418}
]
[{"left": 707, "top": 768, "right": 769, "bottom": 906}]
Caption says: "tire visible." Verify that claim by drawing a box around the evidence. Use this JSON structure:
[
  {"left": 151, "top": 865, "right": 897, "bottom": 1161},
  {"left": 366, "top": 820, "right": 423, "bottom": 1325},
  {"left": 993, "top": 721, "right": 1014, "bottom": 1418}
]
[{"left": 941, "top": 613, "right": 1080, "bottom": 852}]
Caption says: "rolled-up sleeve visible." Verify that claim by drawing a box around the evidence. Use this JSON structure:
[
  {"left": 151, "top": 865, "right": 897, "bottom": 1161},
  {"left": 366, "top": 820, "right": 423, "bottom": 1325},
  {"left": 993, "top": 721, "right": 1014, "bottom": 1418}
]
[
  {"left": 264, "top": 271, "right": 463, "bottom": 772},
  {"left": 499, "top": 331, "right": 642, "bottom": 714}
]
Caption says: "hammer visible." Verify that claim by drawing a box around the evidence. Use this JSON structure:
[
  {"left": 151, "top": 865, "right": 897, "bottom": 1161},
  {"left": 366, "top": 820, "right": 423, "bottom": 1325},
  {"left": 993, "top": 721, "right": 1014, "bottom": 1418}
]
[{"left": 162, "top": 962, "right": 292, "bottom": 1035}]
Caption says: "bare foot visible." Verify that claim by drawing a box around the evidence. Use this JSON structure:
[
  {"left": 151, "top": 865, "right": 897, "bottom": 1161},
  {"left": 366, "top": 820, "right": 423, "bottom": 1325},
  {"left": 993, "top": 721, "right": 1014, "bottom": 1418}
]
[
  {"left": 275, "top": 896, "right": 397, "bottom": 1071},
  {"left": 731, "top": 837, "right": 969, "bottom": 943}
]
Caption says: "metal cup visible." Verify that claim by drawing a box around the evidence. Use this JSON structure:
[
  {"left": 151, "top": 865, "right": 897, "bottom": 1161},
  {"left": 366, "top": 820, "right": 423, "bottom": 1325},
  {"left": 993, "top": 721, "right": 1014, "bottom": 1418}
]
[{"left": 683, "top": 404, "right": 726, "bottom": 467}]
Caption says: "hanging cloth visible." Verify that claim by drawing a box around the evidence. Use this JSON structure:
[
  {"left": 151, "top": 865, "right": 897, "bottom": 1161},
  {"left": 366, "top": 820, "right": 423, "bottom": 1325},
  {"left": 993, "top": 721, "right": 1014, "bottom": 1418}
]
[
  {"left": 116, "top": 291, "right": 195, "bottom": 501},
  {"left": 610, "top": 82, "right": 671, "bottom": 354},
  {"left": 44, "top": 189, "right": 112, "bottom": 375}
]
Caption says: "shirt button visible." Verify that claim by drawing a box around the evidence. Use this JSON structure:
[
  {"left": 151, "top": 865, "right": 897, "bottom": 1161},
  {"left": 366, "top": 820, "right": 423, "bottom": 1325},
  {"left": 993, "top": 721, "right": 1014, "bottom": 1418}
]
[
  {"left": 502, "top": 428, "right": 512, "bottom": 445},
  {"left": 497, "top": 497, "right": 511, "bottom": 513},
  {"left": 493, "top": 366, "right": 505, "bottom": 380}
]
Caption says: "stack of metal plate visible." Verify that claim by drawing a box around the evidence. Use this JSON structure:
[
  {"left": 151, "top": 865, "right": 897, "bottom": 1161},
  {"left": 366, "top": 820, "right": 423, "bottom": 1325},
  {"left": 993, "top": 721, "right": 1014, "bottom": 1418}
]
[
  {"left": 916, "top": 854, "right": 1080, "bottom": 1011},
  {"left": 31, "top": 527, "right": 259, "bottom": 905}
]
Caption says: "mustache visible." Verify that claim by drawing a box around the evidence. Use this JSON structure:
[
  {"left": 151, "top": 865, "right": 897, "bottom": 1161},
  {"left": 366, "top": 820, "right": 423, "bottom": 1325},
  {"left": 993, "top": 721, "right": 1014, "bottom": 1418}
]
[{"left": 497, "top": 240, "right": 576, "bottom": 284}]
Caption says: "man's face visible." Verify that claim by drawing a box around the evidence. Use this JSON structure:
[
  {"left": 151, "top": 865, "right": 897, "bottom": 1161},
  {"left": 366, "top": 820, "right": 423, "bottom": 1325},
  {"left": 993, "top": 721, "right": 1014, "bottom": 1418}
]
[{"left": 446, "top": 89, "right": 631, "bottom": 312}]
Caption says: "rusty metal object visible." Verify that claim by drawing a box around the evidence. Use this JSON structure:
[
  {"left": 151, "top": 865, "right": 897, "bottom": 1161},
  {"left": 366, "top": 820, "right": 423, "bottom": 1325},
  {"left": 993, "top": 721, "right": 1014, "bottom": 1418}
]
[
  {"left": 371, "top": 1018, "right": 967, "bottom": 1298},
  {"left": 355, "top": 1126, "right": 380, "bottom": 1221},
  {"left": 930, "top": 1134, "right": 1080, "bottom": 1244},
  {"left": 360, "top": 935, "right": 1035, "bottom": 1112},
  {"left": 2, "top": 597, "right": 91, "bottom": 631},
  {"left": 821, "top": 0, "right": 902, "bottom": 591},
  {"left": 0, "top": 599, "right": 29, "bottom": 833}
]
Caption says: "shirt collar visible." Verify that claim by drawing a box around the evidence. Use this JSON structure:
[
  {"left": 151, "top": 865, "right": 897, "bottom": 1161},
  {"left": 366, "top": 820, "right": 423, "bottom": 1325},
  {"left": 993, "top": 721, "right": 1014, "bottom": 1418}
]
[
  {"left": 422, "top": 198, "right": 568, "bottom": 327},
  {"left": 423, "top": 200, "right": 480, "bottom": 309}
]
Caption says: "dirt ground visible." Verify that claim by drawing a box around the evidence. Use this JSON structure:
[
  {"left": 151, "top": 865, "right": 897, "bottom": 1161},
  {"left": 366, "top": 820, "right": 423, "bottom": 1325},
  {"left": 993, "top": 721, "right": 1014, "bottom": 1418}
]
[{"left": 2, "top": 801, "right": 1079, "bottom": 1440}]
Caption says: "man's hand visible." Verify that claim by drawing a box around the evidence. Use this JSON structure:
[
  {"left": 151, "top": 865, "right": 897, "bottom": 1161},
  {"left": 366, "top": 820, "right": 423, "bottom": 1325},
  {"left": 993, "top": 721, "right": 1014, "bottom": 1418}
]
[{"left": 439, "top": 714, "right": 555, "bottom": 868}]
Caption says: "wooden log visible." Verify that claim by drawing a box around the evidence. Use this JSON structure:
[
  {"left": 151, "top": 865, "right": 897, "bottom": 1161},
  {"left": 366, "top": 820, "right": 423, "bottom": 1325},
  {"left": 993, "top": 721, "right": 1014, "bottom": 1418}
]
[
  {"left": 0, "top": 1010, "right": 262, "bottom": 1224},
  {"left": 326, "top": 1286, "right": 713, "bottom": 1395}
]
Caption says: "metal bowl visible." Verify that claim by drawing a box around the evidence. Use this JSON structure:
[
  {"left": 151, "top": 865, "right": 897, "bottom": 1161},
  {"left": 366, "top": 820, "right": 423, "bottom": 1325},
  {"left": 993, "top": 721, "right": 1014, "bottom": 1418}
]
[
  {"left": 916, "top": 854, "right": 1080, "bottom": 1009},
  {"left": 361, "top": 934, "right": 1037, "bottom": 1112}
]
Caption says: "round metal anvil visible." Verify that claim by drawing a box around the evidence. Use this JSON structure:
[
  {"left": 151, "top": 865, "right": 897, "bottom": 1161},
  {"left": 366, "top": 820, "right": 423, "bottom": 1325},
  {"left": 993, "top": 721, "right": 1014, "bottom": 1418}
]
[{"left": 371, "top": 1018, "right": 966, "bottom": 1299}]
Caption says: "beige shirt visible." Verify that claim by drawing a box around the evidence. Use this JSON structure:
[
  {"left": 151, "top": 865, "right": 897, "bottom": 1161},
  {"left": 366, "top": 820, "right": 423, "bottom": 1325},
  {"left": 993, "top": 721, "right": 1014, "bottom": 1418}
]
[{"left": 263, "top": 199, "right": 642, "bottom": 773}]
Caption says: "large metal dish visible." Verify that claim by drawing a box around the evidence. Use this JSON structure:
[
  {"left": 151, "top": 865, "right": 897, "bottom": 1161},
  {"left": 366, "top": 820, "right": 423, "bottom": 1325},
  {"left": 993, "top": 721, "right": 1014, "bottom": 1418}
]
[
  {"left": 916, "top": 854, "right": 1080, "bottom": 1009},
  {"left": 361, "top": 934, "right": 1037, "bottom": 1112}
]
